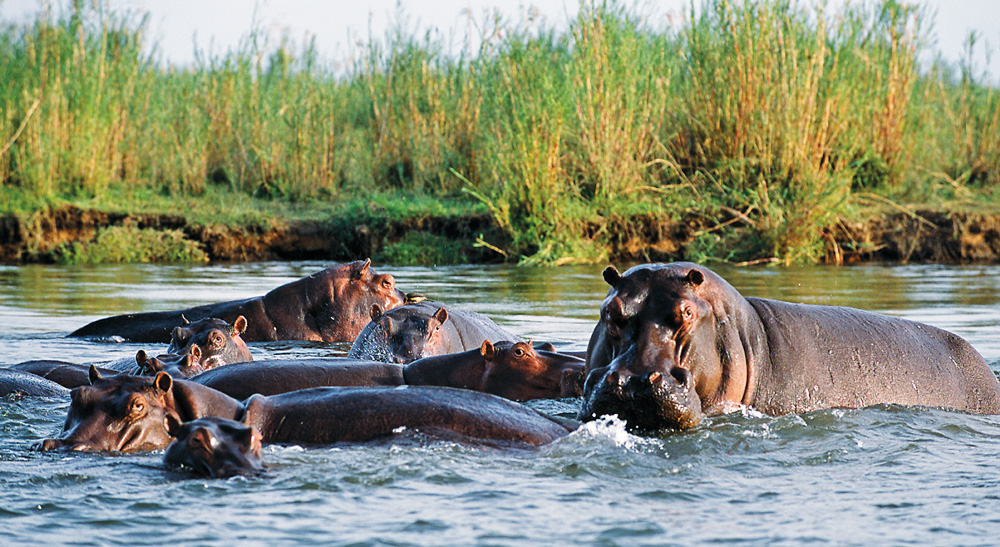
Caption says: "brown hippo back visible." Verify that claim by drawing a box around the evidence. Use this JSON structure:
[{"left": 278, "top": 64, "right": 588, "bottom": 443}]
[
  {"left": 188, "top": 359, "right": 405, "bottom": 400},
  {"left": 348, "top": 301, "right": 520, "bottom": 363},
  {"left": 580, "top": 262, "right": 1000, "bottom": 431},
  {"left": 68, "top": 259, "right": 406, "bottom": 343},
  {"left": 241, "top": 386, "right": 574, "bottom": 447},
  {"left": 10, "top": 361, "right": 119, "bottom": 389}
]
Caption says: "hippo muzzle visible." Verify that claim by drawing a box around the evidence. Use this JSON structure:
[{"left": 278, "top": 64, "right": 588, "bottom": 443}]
[{"left": 578, "top": 352, "right": 703, "bottom": 431}]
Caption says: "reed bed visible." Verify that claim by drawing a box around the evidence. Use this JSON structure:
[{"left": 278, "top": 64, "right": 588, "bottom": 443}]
[{"left": 1, "top": 0, "right": 997, "bottom": 264}]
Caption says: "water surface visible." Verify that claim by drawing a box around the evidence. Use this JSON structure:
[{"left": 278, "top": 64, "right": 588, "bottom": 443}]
[{"left": 2, "top": 261, "right": 1000, "bottom": 546}]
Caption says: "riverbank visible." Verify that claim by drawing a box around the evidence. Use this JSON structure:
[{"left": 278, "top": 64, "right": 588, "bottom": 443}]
[{"left": 3, "top": 202, "right": 998, "bottom": 266}]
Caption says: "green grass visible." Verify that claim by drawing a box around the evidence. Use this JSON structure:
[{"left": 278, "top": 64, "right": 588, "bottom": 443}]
[{"left": 1, "top": 0, "right": 998, "bottom": 264}]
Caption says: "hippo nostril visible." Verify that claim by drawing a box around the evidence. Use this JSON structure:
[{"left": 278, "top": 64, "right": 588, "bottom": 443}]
[
  {"left": 606, "top": 370, "right": 621, "bottom": 387},
  {"left": 670, "top": 367, "right": 691, "bottom": 387},
  {"left": 39, "top": 438, "right": 61, "bottom": 451}
]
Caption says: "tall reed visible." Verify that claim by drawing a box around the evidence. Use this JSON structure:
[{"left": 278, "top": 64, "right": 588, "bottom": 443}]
[{"left": 0, "top": 0, "right": 997, "bottom": 264}]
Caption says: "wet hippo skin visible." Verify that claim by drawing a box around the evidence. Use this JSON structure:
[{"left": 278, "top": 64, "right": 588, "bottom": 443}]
[
  {"left": 580, "top": 262, "right": 1000, "bottom": 431},
  {"left": 69, "top": 259, "right": 406, "bottom": 343}
]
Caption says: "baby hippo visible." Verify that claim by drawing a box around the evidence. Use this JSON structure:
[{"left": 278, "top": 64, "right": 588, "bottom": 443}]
[{"left": 164, "top": 417, "right": 265, "bottom": 479}]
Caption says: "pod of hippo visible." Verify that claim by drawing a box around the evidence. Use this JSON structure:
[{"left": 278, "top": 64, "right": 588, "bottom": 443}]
[
  {"left": 580, "top": 262, "right": 1000, "bottom": 431},
  {"left": 19, "top": 259, "right": 1000, "bottom": 480},
  {"left": 69, "top": 259, "right": 406, "bottom": 343},
  {"left": 348, "top": 300, "right": 520, "bottom": 363}
]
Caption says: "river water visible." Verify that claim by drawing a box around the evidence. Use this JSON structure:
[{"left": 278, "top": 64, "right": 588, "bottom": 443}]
[{"left": 2, "top": 261, "right": 1000, "bottom": 546}]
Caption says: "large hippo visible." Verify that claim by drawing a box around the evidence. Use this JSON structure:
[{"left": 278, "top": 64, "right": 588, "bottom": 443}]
[
  {"left": 241, "top": 386, "right": 572, "bottom": 447},
  {"left": 39, "top": 370, "right": 573, "bottom": 452},
  {"left": 69, "top": 259, "right": 406, "bottom": 343},
  {"left": 164, "top": 417, "right": 265, "bottom": 478},
  {"left": 580, "top": 262, "right": 1000, "bottom": 431},
  {"left": 0, "top": 368, "right": 70, "bottom": 398},
  {"left": 348, "top": 300, "right": 519, "bottom": 363}
]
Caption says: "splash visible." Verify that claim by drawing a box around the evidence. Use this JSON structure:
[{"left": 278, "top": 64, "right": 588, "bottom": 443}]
[{"left": 572, "top": 414, "right": 659, "bottom": 450}]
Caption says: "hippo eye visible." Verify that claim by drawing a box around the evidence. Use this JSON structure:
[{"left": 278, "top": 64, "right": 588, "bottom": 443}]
[
  {"left": 381, "top": 278, "right": 393, "bottom": 289},
  {"left": 129, "top": 400, "right": 145, "bottom": 416},
  {"left": 513, "top": 347, "right": 525, "bottom": 358}
]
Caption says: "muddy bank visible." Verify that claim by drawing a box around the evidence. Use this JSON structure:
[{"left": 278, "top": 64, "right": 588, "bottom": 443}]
[{"left": 1, "top": 205, "right": 999, "bottom": 264}]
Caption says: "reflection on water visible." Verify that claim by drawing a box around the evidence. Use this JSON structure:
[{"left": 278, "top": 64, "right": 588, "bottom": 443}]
[{"left": 2, "top": 261, "right": 1000, "bottom": 546}]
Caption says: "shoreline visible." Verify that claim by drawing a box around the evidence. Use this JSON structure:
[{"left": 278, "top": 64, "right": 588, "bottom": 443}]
[{"left": 2, "top": 205, "right": 998, "bottom": 266}]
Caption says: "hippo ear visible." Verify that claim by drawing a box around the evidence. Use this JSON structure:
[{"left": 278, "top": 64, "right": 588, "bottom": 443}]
[
  {"left": 534, "top": 341, "right": 556, "bottom": 353},
  {"left": 354, "top": 258, "right": 372, "bottom": 279},
  {"left": 164, "top": 413, "right": 184, "bottom": 438},
  {"left": 171, "top": 326, "right": 187, "bottom": 343},
  {"left": 135, "top": 349, "right": 149, "bottom": 366},
  {"left": 481, "top": 340, "right": 496, "bottom": 360},
  {"left": 189, "top": 345, "right": 202, "bottom": 361},
  {"left": 603, "top": 266, "right": 622, "bottom": 287},
  {"left": 232, "top": 315, "right": 248, "bottom": 336},
  {"left": 433, "top": 307, "right": 448, "bottom": 325},
  {"left": 88, "top": 364, "right": 103, "bottom": 385},
  {"left": 685, "top": 269, "right": 705, "bottom": 286},
  {"left": 181, "top": 314, "right": 190, "bottom": 326},
  {"left": 154, "top": 371, "right": 173, "bottom": 393},
  {"left": 370, "top": 304, "right": 384, "bottom": 322}
]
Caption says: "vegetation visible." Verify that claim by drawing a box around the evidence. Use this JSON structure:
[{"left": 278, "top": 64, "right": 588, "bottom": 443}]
[{"left": 1, "top": 0, "right": 998, "bottom": 264}]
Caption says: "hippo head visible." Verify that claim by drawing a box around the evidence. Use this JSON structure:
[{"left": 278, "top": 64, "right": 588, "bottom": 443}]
[
  {"left": 135, "top": 349, "right": 205, "bottom": 378},
  {"left": 479, "top": 340, "right": 586, "bottom": 400},
  {"left": 167, "top": 316, "right": 252, "bottom": 368},
  {"left": 579, "top": 263, "right": 751, "bottom": 431},
  {"left": 328, "top": 259, "right": 407, "bottom": 341},
  {"left": 164, "top": 417, "right": 265, "bottom": 479},
  {"left": 38, "top": 367, "right": 183, "bottom": 452},
  {"left": 363, "top": 303, "right": 451, "bottom": 364}
]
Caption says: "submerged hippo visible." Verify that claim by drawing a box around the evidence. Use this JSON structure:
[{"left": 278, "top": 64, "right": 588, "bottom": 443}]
[
  {"left": 189, "top": 359, "right": 406, "bottom": 399},
  {"left": 166, "top": 316, "right": 253, "bottom": 366},
  {"left": 348, "top": 301, "right": 519, "bottom": 363},
  {"left": 187, "top": 341, "right": 584, "bottom": 401},
  {"left": 0, "top": 368, "right": 70, "bottom": 398},
  {"left": 10, "top": 361, "right": 119, "bottom": 389},
  {"left": 39, "top": 367, "right": 243, "bottom": 452},
  {"left": 164, "top": 417, "right": 265, "bottom": 479},
  {"left": 580, "top": 262, "right": 1000, "bottom": 431},
  {"left": 69, "top": 259, "right": 406, "bottom": 343},
  {"left": 39, "top": 369, "right": 573, "bottom": 452}
]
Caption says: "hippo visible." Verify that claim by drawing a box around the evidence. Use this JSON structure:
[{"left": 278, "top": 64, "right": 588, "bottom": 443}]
[
  {"left": 166, "top": 316, "right": 253, "bottom": 366},
  {"left": 404, "top": 340, "right": 585, "bottom": 400},
  {"left": 10, "top": 361, "right": 120, "bottom": 389},
  {"left": 241, "top": 386, "right": 573, "bottom": 447},
  {"left": 348, "top": 300, "right": 519, "bottom": 363},
  {"left": 164, "top": 417, "right": 265, "bottom": 478},
  {"left": 0, "top": 368, "right": 70, "bottom": 398},
  {"left": 69, "top": 259, "right": 406, "bottom": 343},
  {"left": 580, "top": 262, "right": 1000, "bottom": 432},
  {"left": 188, "top": 359, "right": 406, "bottom": 399},
  {"left": 39, "top": 367, "right": 243, "bottom": 452},
  {"left": 39, "top": 369, "right": 573, "bottom": 452}
]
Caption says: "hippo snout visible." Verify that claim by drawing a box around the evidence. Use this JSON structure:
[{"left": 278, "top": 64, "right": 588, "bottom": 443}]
[{"left": 579, "top": 363, "right": 703, "bottom": 431}]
